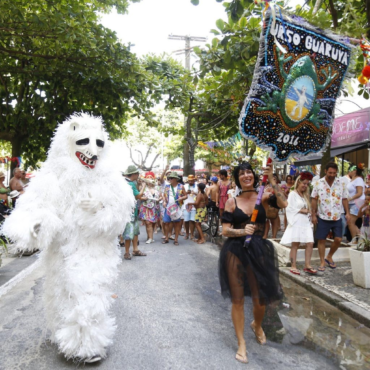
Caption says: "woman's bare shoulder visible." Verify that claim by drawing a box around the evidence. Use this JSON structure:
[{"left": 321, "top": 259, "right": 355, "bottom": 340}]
[{"left": 224, "top": 197, "right": 236, "bottom": 211}]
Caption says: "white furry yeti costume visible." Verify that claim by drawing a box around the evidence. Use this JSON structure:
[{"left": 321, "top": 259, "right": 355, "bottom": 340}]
[{"left": 2, "top": 114, "right": 134, "bottom": 361}]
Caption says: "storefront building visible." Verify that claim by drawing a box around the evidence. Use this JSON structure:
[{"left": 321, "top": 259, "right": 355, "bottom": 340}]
[{"left": 294, "top": 107, "right": 370, "bottom": 171}]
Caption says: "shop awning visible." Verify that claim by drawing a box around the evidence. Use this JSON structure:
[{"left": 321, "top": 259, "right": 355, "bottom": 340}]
[
  {"left": 330, "top": 142, "right": 369, "bottom": 157},
  {"left": 294, "top": 155, "right": 322, "bottom": 166},
  {"left": 294, "top": 142, "right": 369, "bottom": 166}
]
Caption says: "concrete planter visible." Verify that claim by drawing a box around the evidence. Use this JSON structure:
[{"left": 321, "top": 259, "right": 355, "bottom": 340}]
[{"left": 348, "top": 248, "right": 370, "bottom": 289}]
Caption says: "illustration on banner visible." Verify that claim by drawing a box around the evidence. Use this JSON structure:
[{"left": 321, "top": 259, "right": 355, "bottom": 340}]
[{"left": 239, "top": 9, "right": 352, "bottom": 162}]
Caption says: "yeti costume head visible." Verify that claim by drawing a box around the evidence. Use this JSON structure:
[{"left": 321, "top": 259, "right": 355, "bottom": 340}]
[
  {"left": 68, "top": 117, "right": 105, "bottom": 169},
  {"left": 2, "top": 113, "right": 135, "bottom": 361},
  {"left": 46, "top": 114, "right": 110, "bottom": 176}
]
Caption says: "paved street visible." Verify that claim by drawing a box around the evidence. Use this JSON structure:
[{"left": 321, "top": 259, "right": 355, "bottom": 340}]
[{"left": 0, "top": 229, "right": 368, "bottom": 369}]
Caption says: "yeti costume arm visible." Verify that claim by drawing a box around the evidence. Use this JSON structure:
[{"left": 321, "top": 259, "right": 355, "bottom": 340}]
[
  {"left": 73, "top": 173, "right": 135, "bottom": 239},
  {"left": 2, "top": 172, "right": 64, "bottom": 252}
]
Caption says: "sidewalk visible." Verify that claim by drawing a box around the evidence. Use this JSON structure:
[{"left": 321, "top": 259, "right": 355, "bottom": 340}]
[
  {"left": 279, "top": 262, "right": 370, "bottom": 328},
  {"left": 272, "top": 212, "right": 370, "bottom": 328}
]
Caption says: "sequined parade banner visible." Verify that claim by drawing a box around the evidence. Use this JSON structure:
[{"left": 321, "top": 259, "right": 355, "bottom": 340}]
[{"left": 239, "top": 9, "right": 352, "bottom": 162}]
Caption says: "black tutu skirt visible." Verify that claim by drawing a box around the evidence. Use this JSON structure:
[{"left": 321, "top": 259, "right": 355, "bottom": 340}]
[{"left": 219, "top": 235, "right": 283, "bottom": 305}]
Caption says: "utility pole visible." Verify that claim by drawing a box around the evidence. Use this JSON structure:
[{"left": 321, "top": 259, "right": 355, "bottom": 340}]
[{"left": 168, "top": 34, "right": 206, "bottom": 176}]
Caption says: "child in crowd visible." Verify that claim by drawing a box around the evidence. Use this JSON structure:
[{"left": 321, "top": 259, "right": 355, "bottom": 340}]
[{"left": 227, "top": 181, "right": 236, "bottom": 199}]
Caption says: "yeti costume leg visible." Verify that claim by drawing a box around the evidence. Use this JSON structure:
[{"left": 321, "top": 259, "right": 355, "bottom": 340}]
[{"left": 2, "top": 114, "right": 134, "bottom": 362}]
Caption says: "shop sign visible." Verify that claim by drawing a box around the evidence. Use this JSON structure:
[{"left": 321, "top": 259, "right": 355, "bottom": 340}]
[{"left": 331, "top": 108, "right": 370, "bottom": 148}]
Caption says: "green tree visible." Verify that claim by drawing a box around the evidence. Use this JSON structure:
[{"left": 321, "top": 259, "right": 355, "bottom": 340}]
[
  {"left": 123, "top": 109, "right": 184, "bottom": 171},
  {"left": 0, "top": 0, "right": 175, "bottom": 169},
  {"left": 191, "top": 0, "right": 369, "bottom": 175}
]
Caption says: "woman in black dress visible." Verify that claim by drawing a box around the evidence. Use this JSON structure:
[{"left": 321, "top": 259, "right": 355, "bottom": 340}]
[{"left": 219, "top": 161, "right": 287, "bottom": 364}]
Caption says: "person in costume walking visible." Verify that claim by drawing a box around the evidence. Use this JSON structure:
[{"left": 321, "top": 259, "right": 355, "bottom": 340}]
[
  {"left": 2, "top": 115, "right": 135, "bottom": 363},
  {"left": 139, "top": 171, "right": 161, "bottom": 244},
  {"left": 122, "top": 165, "right": 148, "bottom": 260},
  {"left": 311, "top": 162, "right": 350, "bottom": 270},
  {"left": 188, "top": 182, "right": 208, "bottom": 244},
  {"left": 217, "top": 169, "right": 230, "bottom": 220},
  {"left": 280, "top": 172, "right": 317, "bottom": 275},
  {"left": 183, "top": 174, "right": 198, "bottom": 240},
  {"left": 219, "top": 161, "right": 287, "bottom": 364},
  {"left": 346, "top": 163, "right": 365, "bottom": 243},
  {"left": 162, "top": 172, "right": 187, "bottom": 245}
]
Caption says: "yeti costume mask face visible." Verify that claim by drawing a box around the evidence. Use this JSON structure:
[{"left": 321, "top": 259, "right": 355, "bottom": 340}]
[{"left": 68, "top": 118, "right": 105, "bottom": 169}]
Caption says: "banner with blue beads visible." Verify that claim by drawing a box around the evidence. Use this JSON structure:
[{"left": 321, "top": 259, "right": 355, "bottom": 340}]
[{"left": 239, "top": 8, "right": 352, "bottom": 163}]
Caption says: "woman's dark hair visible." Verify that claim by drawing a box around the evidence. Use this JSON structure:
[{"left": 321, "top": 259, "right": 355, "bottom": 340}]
[
  {"left": 198, "top": 183, "right": 206, "bottom": 194},
  {"left": 233, "top": 162, "right": 258, "bottom": 189},
  {"left": 356, "top": 167, "right": 364, "bottom": 177},
  {"left": 219, "top": 169, "right": 228, "bottom": 177},
  {"left": 286, "top": 175, "right": 293, "bottom": 182}
]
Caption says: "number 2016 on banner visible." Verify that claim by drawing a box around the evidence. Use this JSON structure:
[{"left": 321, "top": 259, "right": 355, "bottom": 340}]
[{"left": 277, "top": 133, "right": 299, "bottom": 146}]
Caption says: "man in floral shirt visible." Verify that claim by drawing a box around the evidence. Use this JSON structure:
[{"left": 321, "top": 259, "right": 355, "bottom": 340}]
[{"left": 311, "top": 162, "right": 350, "bottom": 271}]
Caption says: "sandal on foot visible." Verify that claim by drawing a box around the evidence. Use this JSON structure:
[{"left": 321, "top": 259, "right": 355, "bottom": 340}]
[
  {"left": 119, "top": 242, "right": 125, "bottom": 247},
  {"left": 290, "top": 269, "right": 301, "bottom": 275},
  {"left": 235, "top": 352, "right": 248, "bottom": 364},
  {"left": 318, "top": 266, "right": 326, "bottom": 272},
  {"left": 250, "top": 321, "right": 266, "bottom": 345},
  {"left": 174, "top": 241, "right": 179, "bottom": 246},
  {"left": 162, "top": 239, "right": 169, "bottom": 244},
  {"left": 184, "top": 235, "right": 189, "bottom": 240},
  {"left": 132, "top": 250, "right": 147, "bottom": 256},
  {"left": 197, "top": 240, "right": 205, "bottom": 244},
  {"left": 124, "top": 253, "right": 131, "bottom": 260},
  {"left": 303, "top": 267, "right": 317, "bottom": 275},
  {"left": 325, "top": 258, "right": 336, "bottom": 269}
]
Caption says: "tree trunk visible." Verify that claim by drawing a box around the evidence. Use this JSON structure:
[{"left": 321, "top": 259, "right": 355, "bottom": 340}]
[
  {"left": 312, "top": 0, "right": 323, "bottom": 15},
  {"left": 328, "top": 0, "right": 338, "bottom": 28},
  {"left": 183, "top": 142, "right": 190, "bottom": 175},
  {"left": 320, "top": 141, "right": 332, "bottom": 178},
  {"left": 248, "top": 141, "right": 257, "bottom": 157},
  {"left": 366, "top": 0, "right": 370, "bottom": 39},
  {"left": 11, "top": 137, "right": 23, "bottom": 172}
]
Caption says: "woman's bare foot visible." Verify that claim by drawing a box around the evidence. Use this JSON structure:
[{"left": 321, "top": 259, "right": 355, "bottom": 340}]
[
  {"left": 251, "top": 321, "right": 266, "bottom": 345},
  {"left": 235, "top": 341, "right": 248, "bottom": 363},
  {"left": 197, "top": 239, "right": 205, "bottom": 244}
]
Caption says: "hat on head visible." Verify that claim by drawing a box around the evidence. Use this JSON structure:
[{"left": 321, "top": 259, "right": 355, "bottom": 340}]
[
  {"left": 188, "top": 174, "right": 195, "bottom": 181},
  {"left": 0, "top": 171, "right": 5, "bottom": 178},
  {"left": 123, "top": 165, "right": 139, "bottom": 176},
  {"left": 9, "top": 190, "right": 20, "bottom": 199},
  {"left": 211, "top": 176, "right": 218, "bottom": 183},
  {"left": 145, "top": 171, "right": 155, "bottom": 179},
  {"left": 167, "top": 171, "right": 180, "bottom": 180}
]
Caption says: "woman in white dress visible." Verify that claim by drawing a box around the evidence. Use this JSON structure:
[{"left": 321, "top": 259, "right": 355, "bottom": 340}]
[{"left": 280, "top": 172, "right": 317, "bottom": 275}]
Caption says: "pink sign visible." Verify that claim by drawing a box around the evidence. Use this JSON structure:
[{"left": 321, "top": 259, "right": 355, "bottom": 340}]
[{"left": 331, "top": 108, "right": 370, "bottom": 148}]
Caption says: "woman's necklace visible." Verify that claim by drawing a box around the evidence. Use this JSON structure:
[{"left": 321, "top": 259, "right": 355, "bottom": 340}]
[{"left": 241, "top": 189, "right": 257, "bottom": 193}]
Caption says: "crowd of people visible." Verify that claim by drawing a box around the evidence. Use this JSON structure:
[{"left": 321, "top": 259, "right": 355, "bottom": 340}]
[
  {"left": 3, "top": 158, "right": 370, "bottom": 365},
  {"left": 120, "top": 161, "right": 370, "bottom": 281}
]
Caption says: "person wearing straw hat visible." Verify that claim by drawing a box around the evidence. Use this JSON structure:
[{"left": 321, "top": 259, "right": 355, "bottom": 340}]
[
  {"left": 162, "top": 172, "right": 187, "bottom": 245},
  {"left": 9, "top": 190, "right": 21, "bottom": 208},
  {"left": 183, "top": 174, "right": 198, "bottom": 240},
  {"left": 138, "top": 171, "right": 161, "bottom": 244},
  {"left": 122, "top": 165, "right": 148, "bottom": 259}
]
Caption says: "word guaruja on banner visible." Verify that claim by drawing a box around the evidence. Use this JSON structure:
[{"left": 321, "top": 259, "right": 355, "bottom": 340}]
[{"left": 239, "top": 7, "right": 353, "bottom": 163}]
